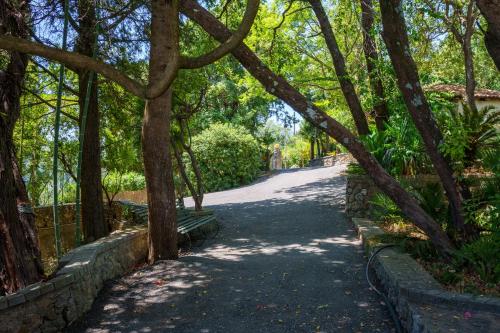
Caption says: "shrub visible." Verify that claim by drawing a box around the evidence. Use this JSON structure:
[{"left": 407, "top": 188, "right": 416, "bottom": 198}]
[
  {"left": 345, "top": 162, "right": 366, "bottom": 175},
  {"left": 102, "top": 170, "right": 146, "bottom": 193},
  {"left": 360, "top": 113, "right": 431, "bottom": 176},
  {"left": 189, "top": 123, "right": 261, "bottom": 192},
  {"left": 283, "top": 136, "right": 310, "bottom": 168},
  {"left": 455, "top": 234, "right": 500, "bottom": 284}
]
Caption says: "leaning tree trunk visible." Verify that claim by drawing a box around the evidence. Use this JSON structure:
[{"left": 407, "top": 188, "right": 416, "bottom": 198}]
[
  {"left": 309, "top": 0, "right": 370, "bottom": 136},
  {"left": 360, "top": 0, "right": 389, "bottom": 131},
  {"left": 179, "top": 119, "right": 204, "bottom": 210},
  {"left": 0, "top": 0, "right": 43, "bottom": 295},
  {"left": 180, "top": 0, "right": 455, "bottom": 256},
  {"left": 476, "top": 0, "right": 500, "bottom": 71},
  {"left": 172, "top": 142, "right": 203, "bottom": 211},
  {"left": 142, "top": 0, "right": 179, "bottom": 261},
  {"left": 76, "top": 0, "right": 107, "bottom": 242},
  {"left": 380, "top": 0, "right": 467, "bottom": 238}
]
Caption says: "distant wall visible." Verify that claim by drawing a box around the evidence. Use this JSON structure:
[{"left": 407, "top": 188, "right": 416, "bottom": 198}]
[
  {"left": 34, "top": 203, "right": 122, "bottom": 260},
  {"left": 0, "top": 227, "right": 148, "bottom": 333},
  {"left": 309, "top": 153, "right": 352, "bottom": 167},
  {"left": 114, "top": 189, "right": 148, "bottom": 204},
  {"left": 457, "top": 99, "right": 500, "bottom": 113}
]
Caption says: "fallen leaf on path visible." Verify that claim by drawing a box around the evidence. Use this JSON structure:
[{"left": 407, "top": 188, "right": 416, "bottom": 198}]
[{"left": 154, "top": 280, "right": 164, "bottom": 286}]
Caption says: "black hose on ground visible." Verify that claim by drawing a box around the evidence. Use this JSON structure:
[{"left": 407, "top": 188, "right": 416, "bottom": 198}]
[{"left": 365, "top": 244, "right": 403, "bottom": 333}]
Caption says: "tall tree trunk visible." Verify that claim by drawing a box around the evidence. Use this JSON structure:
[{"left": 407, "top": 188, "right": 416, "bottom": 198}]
[
  {"left": 447, "top": 0, "right": 478, "bottom": 113},
  {"left": 463, "top": 37, "right": 477, "bottom": 112},
  {"left": 142, "top": 0, "right": 179, "bottom": 262},
  {"left": 76, "top": 0, "right": 107, "bottom": 242},
  {"left": 476, "top": 0, "right": 500, "bottom": 70},
  {"left": 180, "top": 0, "right": 455, "bottom": 256},
  {"left": 463, "top": 1, "right": 478, "bottom": 113},
  {"left": 380, "top": 0, "right": 467, "bottom": 237},
  {"left": 360, "top": 0, "right": 389, "bottom": 131},
  {"left": 0, "top": 0, "right": 43, "bottom": 295},
  {"left": 308, "top": 0, "right": 370, "bottom": 135},
  {"left": 310, "top": 138, "right": 315, "bottom": 160}
]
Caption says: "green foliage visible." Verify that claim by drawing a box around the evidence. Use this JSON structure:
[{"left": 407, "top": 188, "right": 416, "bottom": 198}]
[
  {"left": 371, "top": 182, "right": 450, "bottom": 228},
  {"left": 102, "top": 171, "right": 146, "bottom": 194},
  {"left": 188, "top": 123, "right": 261, "bottom": 192},
  {"left": 455, "top": 234, "right": 500, "bottom": 284},
  {"left": 409, "top": 182, "right": 449, "bottom": 224},
  {"left": 345, "top": 162, "right": 366, "bottom": 175},
  {"left": 283, "top": 136, "right": 310, "bottom": 168},
  {"left": 383, "top": 114, "right": 431, "bottom": 175},
  {"left": 360, "top": 112, "right": 431, "bottom": 176},
  {"left": 434, "top": 101, "right": 500, "bottom": 170},
  {"left": 370, "top": 192, "right": 404, "bottom": 220},
  {"left": 463, "top": 148, "right": 500, "bottom": 232}
]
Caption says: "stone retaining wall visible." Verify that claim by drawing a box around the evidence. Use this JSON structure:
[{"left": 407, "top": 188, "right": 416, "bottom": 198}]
[
  {"left": 114, "top": 189, "right": 148, "bottom": 204},
  {"left": 35, "top": 203, "right": 123, "bottom": 260},
  {"left": 353, "top": 218, "right": 500, "bottom": 332},
  {"left": 0, "top": 227, "right": 148, "bottom": 333}
]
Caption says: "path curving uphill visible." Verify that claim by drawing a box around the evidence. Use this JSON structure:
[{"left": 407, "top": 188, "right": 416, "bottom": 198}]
[{"left": 69, "top": 164, "right": 394, "bottom": 332}]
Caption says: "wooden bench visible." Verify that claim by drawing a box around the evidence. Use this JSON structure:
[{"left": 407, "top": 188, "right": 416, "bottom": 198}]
[{"left": 117, "top": 200, "right": 217, "bottom": 235}]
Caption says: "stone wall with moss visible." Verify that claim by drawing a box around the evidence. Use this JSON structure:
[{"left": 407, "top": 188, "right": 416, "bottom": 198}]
[{"left": 0, "top": 227, "right": 147, "bottom": 333}]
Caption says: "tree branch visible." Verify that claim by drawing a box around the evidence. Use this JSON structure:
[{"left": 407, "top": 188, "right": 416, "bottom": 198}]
[
  {"left": 179, "top": 0, "right": 260, "bottom": 69},
  {"left": 30, "top": 59, "right": 78, "bottom": 95},
  {"left": 0, "top": 35, "right": 146, "bottom": 98},
  {"left": 308, "top": 0, "right": 369, "bottom": 135},
  {"left": 145, "top": 52, "right": 179, "bottom": 99}
]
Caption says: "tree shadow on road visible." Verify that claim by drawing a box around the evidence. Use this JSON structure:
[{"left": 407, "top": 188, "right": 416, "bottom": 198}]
[{"left": 68, "top": 173, "right": 394, "bottom": 333}]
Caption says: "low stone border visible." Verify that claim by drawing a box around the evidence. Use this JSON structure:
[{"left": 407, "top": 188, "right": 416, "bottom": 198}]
[
  {"left": 353, "top": 218, "right": 500, "bottom": 332},
  {"left": 0, "top": 226, "right": 148, "bottom": 333}
]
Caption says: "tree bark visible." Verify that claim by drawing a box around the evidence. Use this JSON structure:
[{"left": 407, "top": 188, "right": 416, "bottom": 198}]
[
  {"left": 179, "top": 120, "right": 204, "bottom": 210},
  {"left": 76, "top": 0, "right": 107, "bottom": 242},
  {"left": 476, "top": 0, "right": 500, "bottom": 70},
  {"left": 180, "top": 0, "right": 455, "bottom": 256},
  {"left": 172, "top": 141, "right": 202, "bottom": 211},
  {"left": 380, "top": 0, "right": 467, "bottom": 237},
  {"left": 308, "top": 0, "right": 370, "bottom": 135},
  {"left": 462, "top": 1, "right": 478, "bottom": 113},
  {"left": 0, "top": 0, "right": 43, "bottom": 295},
  {"left": 142, "top": 0, "right": 179, "bottom": 262},
  {"left": 443, "top": 0, "right": 478, "bottom": 112},
  {"left": 310, "top": 138, "right": 315, "bottom": 160},
  {"left": 360, "top": 0, "right": 389, "bottom": 131}
]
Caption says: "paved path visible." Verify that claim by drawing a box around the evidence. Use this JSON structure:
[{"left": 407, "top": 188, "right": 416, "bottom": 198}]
[{"left": 69, "top": 164, "right": 394, "bottom": 332}]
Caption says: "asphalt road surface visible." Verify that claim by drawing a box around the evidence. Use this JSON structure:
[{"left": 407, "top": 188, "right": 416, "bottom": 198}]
[{"left": 69, "top": 164, "right": 394, "bottom": 332}]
